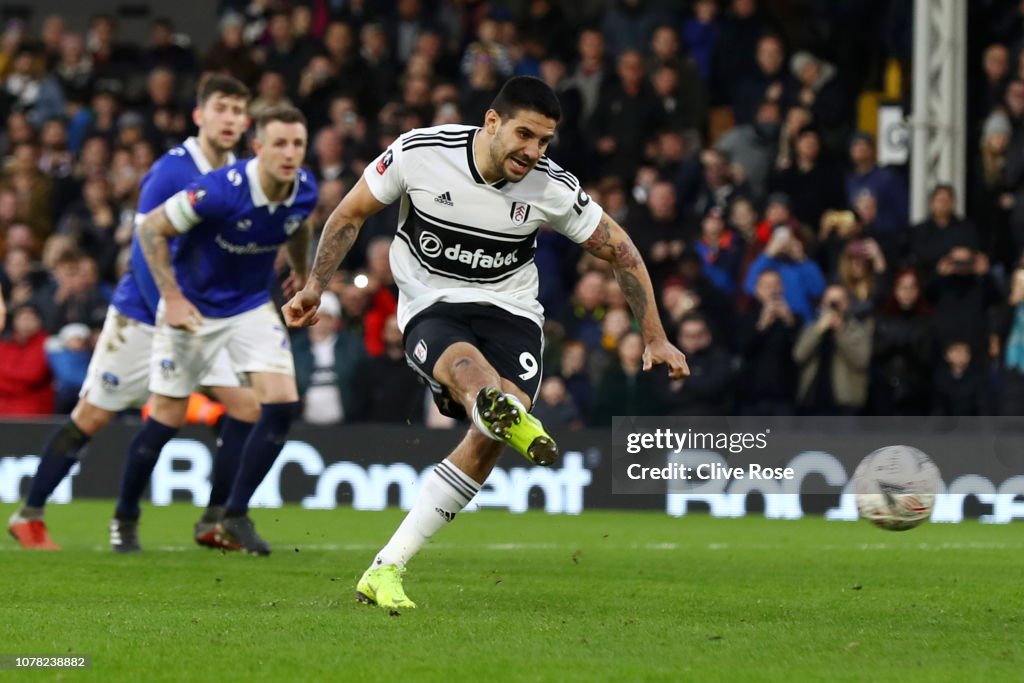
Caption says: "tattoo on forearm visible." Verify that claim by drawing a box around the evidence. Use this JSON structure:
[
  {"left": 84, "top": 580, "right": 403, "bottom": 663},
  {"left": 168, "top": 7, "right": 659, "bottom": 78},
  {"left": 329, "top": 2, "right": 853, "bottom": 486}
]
[
  {"left": 615, "top": 270, "right": 649, "bottom": 325},
  {"left": 581, "top": 220, "right": 612, "bottom": 255},
  {"left": 311, "top": 216, "right": 360, "bottom": 290},
  {"left": 138, "top": 222, "right": 178, "bottom": 295},
  {"left": 582, "top": 219, "right": 643, "bottom": 269}
]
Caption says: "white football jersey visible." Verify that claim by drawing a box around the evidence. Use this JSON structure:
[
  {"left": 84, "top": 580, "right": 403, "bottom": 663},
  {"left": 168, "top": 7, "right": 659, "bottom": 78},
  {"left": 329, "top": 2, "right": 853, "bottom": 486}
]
[{"left": 362, "top": 124, "right": 604, "bottom": 330}]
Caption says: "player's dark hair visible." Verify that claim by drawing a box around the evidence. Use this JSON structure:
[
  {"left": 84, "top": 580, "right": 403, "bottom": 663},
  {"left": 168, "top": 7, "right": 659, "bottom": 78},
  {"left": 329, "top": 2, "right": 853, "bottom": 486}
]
[
  {"left": 490, "top": 76, "right": 561, "bottom": 122},
  {"left": 255, "top": 105, "right": 308, "bottom": 133},
  {"left": 197, "top": 73, "right": 251, "bottom": 105}
]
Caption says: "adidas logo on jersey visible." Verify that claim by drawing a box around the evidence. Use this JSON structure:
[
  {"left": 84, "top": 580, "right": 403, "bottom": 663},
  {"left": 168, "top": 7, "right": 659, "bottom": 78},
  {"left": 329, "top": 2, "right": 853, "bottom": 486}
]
[{"left": 434, "top": 191, "right": 454, "bottom": 206}]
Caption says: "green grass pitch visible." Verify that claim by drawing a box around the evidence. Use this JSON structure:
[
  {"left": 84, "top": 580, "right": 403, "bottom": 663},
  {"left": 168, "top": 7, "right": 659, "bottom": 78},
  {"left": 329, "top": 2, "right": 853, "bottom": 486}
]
[{"left": 2, "top": 502, "right": 1022, "bottom": 682}]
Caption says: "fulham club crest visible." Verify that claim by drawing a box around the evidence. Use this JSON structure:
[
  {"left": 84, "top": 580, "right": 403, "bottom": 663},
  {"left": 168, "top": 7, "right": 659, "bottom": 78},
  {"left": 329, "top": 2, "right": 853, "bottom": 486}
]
[{"left": 510, "top": 201, "right": 531, "bottom": 226}]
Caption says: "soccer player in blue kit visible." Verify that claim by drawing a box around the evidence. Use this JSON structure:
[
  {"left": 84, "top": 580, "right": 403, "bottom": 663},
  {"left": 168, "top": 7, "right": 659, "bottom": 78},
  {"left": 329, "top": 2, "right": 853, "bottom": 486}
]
[
  {"left": 8, "top": 75, "right": 260, "bottom": 551},
  {"left": 114, "top": 105, "right": 318, "bottom": 555}
]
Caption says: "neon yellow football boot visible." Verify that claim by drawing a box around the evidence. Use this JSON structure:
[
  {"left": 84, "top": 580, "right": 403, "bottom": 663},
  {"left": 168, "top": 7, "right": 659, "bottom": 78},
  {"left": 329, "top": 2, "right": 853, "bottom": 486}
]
[
  {"left": 475, "top": 387, "right": 559, "bottom": 466},
  {"left": 356, "top": 564, "right": 416, "bottom": 609}
]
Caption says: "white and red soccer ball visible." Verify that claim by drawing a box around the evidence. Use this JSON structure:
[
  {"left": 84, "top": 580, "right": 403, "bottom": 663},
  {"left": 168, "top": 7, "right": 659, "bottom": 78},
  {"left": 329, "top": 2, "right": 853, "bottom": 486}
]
[{"left": 853, "top": 445, "right": 941, "bottom": 531}]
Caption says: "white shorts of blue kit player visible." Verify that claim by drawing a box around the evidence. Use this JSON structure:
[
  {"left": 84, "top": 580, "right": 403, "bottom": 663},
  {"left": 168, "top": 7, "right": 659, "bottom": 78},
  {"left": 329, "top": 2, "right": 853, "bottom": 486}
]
[
  {"left": 148, "top": 300, "right": 294, "bottom": 398},
  {"left": 80, "top": 306, "right": 243, "bottom": 411}
]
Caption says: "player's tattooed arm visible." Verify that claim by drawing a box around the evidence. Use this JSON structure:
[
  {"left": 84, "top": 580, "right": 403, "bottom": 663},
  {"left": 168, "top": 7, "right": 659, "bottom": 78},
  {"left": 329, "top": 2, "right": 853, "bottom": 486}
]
[
  {"left": 137, "top": 207, "right": 183, "bottom": 298},
  {"left": 582, "top": 212, "right": 690, "bottom": 379},
  {"left": 582, "top": 213, "right": 657, "bottom": 339},
  {"left": 310, "top": 214, "right": 360, "bottom": 292},
  {"left": 307, "top": 176, "right": 389, "bottom": 294}
]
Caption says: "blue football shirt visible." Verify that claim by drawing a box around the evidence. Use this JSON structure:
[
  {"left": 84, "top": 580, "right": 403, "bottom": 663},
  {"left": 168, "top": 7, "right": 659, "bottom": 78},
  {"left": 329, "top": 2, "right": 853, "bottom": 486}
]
[
  {"left": 110, "top": 137, "right": 235, "bottom": 324},
  {"left": 162, "top": 158, "right": 318, "bottom": 318}
]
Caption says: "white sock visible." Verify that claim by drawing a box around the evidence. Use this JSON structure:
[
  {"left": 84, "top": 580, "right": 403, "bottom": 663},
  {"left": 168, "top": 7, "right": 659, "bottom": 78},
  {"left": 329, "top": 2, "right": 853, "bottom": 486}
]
[{"left": 372, "top": 459, "right": 481, "bottom": 569}]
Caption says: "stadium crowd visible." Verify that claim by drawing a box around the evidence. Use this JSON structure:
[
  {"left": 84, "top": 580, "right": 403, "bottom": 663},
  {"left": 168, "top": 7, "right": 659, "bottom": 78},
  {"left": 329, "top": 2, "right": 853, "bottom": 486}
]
[{"left": 0, "top": 0, "right": 1023, "bottom": 426}]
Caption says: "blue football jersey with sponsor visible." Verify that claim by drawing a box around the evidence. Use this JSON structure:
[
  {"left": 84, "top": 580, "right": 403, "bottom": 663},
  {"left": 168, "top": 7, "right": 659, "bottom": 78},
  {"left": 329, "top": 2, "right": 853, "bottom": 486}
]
[
  {"left": 162, "top": 158, "right": 318, "bottom": 318},
  {"left": 109, "top": 138, "right": 234, "bottom": 324}
]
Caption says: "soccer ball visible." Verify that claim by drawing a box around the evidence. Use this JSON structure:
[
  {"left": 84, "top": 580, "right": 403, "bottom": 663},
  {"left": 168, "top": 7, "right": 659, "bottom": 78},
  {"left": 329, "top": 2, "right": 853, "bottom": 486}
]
[{"left": 853, "top": 445, "right": 940, "bottom": 531}]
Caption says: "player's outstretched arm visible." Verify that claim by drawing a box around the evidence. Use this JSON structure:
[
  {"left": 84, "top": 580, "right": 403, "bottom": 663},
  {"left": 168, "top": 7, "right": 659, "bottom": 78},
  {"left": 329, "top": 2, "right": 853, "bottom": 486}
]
[
  {"left": 0, "top": 286, "right": 6, "bottom": 332},
  {"left": 138, "top": 206, "right": 203, "bottom": 333},
  {"left": 283, "top": 176, "right": 388, "bottom": 328},
  {"left": 582, "top": 212, "right": 690, "bottom": 379}
]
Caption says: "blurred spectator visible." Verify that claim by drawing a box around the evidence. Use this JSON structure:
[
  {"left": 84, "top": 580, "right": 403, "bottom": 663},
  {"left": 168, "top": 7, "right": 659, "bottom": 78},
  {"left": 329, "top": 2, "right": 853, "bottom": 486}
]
[
  {"left": 202, "top": 12, "right": 261, "bottom": 86},
  {"left": 687, "top": 148, "right": 749, "bottom": 217},
  {"left": 262, "top": 11, "right": 316, "bottom": 97},
  {"left": 0, "top": 303, "right": 53, "bottom": 415},
  {"left": 846, "top": 132, "right": 909, "bottom": 235},
  {"left": 35, "top": 249, "right": 107, "bottom": 332},
  {"left": 711, "top": 0, "right": 771, "bottom": 105},
  {"left": 593, "top": 50, "right": 659, "bottom": 179},
  {"left": 459, "top": 53, "right": 500, "bottom": 125},
  {"left": 2, "top": 141, "right": 54, "bottom": 241},
  {"left": 632, "top": 181, "right": 686, "bottom": 288},
  {"left": 975, "top": 111, "right": 1014, "bottom": 266},
  {"left": 518, "top": 0, "right": 572, "bottom": 63},
  {"left": 770, "top": 126, "right": 846, "bottom": 229},
  {"left": 601, "top": 0, "right": 670, "bottom": 60},
  {"left": 732, "top": 34, "right": 793, "bottom": 125},
  {"left": 651, "top": 64, "right": 706, "bottom": 137},
  {"left": 45, "top": 321, "right": 92, "bottom": 413},
  {"left": 143, "top": 18, "right": 195, "bottom": 74},
  {"left": 2, "top": 245, "right": 44, "bottom": 309},
  {"left": 869, "top": 269, "right": 932, "bottom": 416},
  {"left": 587, "top": 307, "right": 633, "bottom": 386},
  {"left": 538, "top": 56, "right": 586, "bottom": 173},
  {"left": 928, "top": 244, "right": 998, "bottom": 360},
  {"left": 693, "top": 207, "right": 744, "bottom": 295},
  {"left": 461, "top": 16, "right": 513, "bottom": 79},
  {"left": 716, "top": 99, "right": 780, "bottom": 200},
  {"left": 682, "top": 0, "right": 719, "bottom": 83},
  {"left": 531, "top": 376, "right": 583, "bottom": 430},
  {"left": 931, "top": 340, "right": 991, "bottom": 416},
  {"left": 592, "top": 331, "right": 662, "bottom": 424},
  {"left": 653, "top": 313, "right": 733, "bottom": 415},
  {"left": 787, "top": 51, "right": 847, "bottom": 151},
  {"left": 361, "top": 237, "right": 398, "bottom": 357},
  {"left": 386, "top": 0, "right": 429, "bottom": 65},
  {"left": 351, "top": 314, "right": 422, "bottom": 423},
  {"left": 249, "top": 70, "right": 293, "bottom": 117},
  {"left": 38, "top": 15, "right": 65, "bottom": 68},
  {"left": 793, "top": 284, "right": 873, "bottom": 415},
  {"left": 836, "top": 238, "right": 887, "bottom": 320},
  {"left": 54, "top": 32, "right": 93, "bottom": 103},
  {"left": 561, "top": 270, "right": 608, "bottom": 352},
  {"left": 293, "top": 291, "right": 366, "bottom": 424},
  {"left": 3, "top": 47, "right": 66, "bottom": 128},
  {"left": 737, "top": 268, "right": 798, "bottom": 414},
  {"left": 971, "top": 43, "right": 1010, "bottom": 133},
  {"left": 1001, "top": 258, "right": 1024, "bottom": 414},
  {"left": 55, "top": 175, "right": 119, "bottom": 281},
  {"left": 559, "top": 339, "right": 594, "bottom": 421},
  {"left": 745, "top": 225, "right": 825, "bottom": 323},
  {"left": 565, "top": 28, "right": 612, "bottom": 138},
  {"left": 911, "top": 185, "right": 980, "bottom": 280}
]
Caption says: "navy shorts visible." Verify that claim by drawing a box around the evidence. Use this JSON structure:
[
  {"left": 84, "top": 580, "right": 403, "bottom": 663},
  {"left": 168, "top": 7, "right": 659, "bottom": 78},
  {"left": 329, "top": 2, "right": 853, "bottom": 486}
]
[{"left": 403, "top": 302, "right": 544, "bottom": 420}]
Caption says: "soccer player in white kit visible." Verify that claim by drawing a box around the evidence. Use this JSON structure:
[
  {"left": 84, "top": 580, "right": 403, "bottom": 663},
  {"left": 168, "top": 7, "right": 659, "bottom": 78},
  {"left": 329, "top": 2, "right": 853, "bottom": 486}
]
[{"left": 285, "top": 77, "right": 689, "bottom": 607}]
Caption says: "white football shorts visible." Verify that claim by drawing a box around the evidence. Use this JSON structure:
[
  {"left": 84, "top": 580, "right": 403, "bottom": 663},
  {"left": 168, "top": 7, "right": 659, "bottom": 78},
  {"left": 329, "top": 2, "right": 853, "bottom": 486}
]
[
  {"left": 149, "top": 301, "right": 294, "bottom": 399},
  {"left": 81, "top": 306, "right": 243, "bottom": 411}
]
